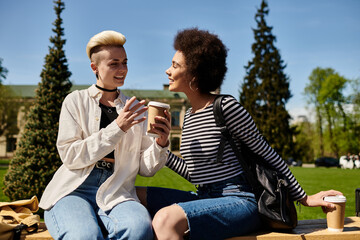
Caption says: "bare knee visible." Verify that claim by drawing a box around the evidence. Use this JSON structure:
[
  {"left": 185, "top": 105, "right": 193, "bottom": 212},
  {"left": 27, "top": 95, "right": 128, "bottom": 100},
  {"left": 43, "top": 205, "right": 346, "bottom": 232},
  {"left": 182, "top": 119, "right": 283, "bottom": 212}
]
[
  {"left": 152, "top": 205, "right": 188, "bottom": 240},
  {"left": 153, "top": 207, "right": 173, "bottom": 230}
]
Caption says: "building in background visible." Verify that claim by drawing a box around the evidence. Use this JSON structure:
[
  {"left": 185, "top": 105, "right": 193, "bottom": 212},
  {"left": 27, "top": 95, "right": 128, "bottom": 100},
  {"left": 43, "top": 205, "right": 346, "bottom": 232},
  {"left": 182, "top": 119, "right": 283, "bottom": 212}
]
[{"left": 0, "top": 84, "right": 190, "bottom": 157}]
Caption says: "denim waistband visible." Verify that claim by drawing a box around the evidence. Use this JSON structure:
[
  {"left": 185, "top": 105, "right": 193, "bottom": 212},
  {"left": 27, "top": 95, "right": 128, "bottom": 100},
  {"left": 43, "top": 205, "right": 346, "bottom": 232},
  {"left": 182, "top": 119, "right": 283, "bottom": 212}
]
[{"left": 196, "top": 174, "right": 252, "bottom": 196}]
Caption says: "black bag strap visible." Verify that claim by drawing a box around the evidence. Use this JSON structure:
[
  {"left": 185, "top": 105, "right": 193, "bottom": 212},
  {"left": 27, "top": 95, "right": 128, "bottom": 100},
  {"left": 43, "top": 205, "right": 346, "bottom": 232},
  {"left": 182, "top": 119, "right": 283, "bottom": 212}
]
[
  {"left": 213, "top": 95, "right": 231, "bottom": 163},
  {"left": 213, "top": 95, "right": 258, "bottom": 190},
  {"left": 13, "top": 223, "right": 38, "bottom": 240}
]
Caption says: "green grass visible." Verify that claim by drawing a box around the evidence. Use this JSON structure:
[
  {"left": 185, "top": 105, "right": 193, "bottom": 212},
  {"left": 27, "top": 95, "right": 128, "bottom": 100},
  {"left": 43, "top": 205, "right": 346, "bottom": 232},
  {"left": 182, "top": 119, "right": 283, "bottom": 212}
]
[
  {"left": 0, "top": 158, "right": 10, "bottom": 165},
  {"left": 136, "top": 167, "right": 196, "bottom": 192},
  {"left": 1, "top": 165, "right": 359, "bottom": 221},
  {"left": 289, "top": 167, "right": 360, "bottom": 220}
]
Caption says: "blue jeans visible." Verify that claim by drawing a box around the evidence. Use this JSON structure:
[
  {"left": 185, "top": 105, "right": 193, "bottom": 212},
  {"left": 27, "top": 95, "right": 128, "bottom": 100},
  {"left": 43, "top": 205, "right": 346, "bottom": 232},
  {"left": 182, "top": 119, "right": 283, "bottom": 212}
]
[
  {"left": 147, "top": 175, "right": 261, "bottom": 240},
  {"left": 44, "top": 167, "right": 153, "bottom": 240}
]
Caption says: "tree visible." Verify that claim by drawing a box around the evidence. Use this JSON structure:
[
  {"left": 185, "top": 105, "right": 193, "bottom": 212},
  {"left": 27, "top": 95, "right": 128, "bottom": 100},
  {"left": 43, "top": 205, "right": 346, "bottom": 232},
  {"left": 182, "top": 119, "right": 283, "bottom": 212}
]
[
  {"left": 3, "top": 0, "right": 72, "bottom": 201},
  {"left": 304, "top": 68, "right": 333, "bottom": 156},
  {"left": 292, "top": 119, "right": 315, "bottom": 163},
  {"left": 348, "top": 78, "right": 360, "bottom": 153},
  {"left": 318, "top": 72, "right": 348, "bottom": 158},
  {"left": 0, "top": 58, "right": 8, "bottom": 83},
  {"left": 239, "top": 0, "right": 294, "bottom": 159},
  {"left": 304, "top": 67, "right": 351, "bottom": 158}
]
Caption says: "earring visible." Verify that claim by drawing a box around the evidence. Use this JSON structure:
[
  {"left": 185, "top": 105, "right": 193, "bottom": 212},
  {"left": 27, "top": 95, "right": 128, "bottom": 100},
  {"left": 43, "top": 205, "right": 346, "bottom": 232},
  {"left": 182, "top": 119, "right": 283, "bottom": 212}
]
[
  {"left": 95, "top": 72, "right": 99, "bottom": 79},
  {"left": 189, "top": 81, "right": 198, "bottom": 91}
]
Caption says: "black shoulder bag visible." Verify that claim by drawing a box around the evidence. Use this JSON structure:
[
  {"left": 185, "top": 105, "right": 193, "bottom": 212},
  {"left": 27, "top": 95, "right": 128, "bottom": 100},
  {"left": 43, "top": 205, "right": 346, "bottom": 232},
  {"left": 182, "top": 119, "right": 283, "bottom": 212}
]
[{"left": 213, "top": 95, "right": 297, "bottom": 230}]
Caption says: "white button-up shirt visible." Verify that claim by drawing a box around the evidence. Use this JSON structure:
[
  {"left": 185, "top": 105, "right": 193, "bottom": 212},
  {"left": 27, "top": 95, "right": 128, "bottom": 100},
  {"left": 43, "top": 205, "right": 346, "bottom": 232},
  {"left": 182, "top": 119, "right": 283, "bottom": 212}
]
[{"left": 39, "top": 84, "right": 168, "bottom": 211}]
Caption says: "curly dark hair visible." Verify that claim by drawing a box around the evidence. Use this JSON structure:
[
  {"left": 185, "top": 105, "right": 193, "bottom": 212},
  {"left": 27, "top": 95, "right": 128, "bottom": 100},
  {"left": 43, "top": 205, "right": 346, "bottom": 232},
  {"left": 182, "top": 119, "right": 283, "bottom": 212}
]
[{"left": 173, "top": 28, "right": 228, "bottom": 93}]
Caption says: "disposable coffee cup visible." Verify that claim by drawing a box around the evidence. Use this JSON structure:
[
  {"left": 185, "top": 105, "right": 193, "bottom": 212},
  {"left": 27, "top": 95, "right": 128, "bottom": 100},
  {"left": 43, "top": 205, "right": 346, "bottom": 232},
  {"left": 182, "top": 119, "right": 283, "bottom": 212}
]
[
  {"left": 324, "top": 195, "right": 346, "bottom": 232},
  {"left": 147, "top": 101, "right": 170, "bottom": 138}
]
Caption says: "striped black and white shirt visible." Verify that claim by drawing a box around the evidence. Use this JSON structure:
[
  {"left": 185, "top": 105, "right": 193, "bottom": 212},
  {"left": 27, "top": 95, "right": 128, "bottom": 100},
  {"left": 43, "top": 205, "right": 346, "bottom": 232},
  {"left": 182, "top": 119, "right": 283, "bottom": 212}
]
[{"left": 166, "top": 95, "right": 306, "bottom": 201}]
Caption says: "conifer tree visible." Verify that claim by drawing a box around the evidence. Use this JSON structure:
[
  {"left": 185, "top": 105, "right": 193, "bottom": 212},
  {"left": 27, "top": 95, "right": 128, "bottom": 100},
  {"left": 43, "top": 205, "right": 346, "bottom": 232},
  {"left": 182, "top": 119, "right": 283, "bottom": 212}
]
[
  {"left": 3, "top": 0, "right": 72, "bottom": 200},
  {"left": 0, "top": 58, "right": 8, "bottom": 83},
  {"left": 239, "top": 0, "right": 295, "bottom": 159}
]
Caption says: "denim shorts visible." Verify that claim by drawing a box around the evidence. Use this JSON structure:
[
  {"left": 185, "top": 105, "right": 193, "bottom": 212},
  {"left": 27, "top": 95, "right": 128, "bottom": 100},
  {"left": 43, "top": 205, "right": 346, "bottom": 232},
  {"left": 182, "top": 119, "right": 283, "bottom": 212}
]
[{"left": 147, "top": 175, "right": 262, "bottom": 240}]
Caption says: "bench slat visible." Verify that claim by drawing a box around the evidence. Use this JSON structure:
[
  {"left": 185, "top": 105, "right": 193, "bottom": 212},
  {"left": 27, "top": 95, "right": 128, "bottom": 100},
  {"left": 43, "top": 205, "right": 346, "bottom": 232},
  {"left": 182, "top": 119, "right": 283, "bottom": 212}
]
[{"left": 228, "top": 217, "right": 360, "bottom": 240}]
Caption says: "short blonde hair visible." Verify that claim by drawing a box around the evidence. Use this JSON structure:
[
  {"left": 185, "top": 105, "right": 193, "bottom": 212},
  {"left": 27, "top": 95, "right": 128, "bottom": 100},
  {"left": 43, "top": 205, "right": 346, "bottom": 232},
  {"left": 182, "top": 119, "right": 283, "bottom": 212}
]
[{"left": 86, "top": 30, "right": 126, "bottom": 59}]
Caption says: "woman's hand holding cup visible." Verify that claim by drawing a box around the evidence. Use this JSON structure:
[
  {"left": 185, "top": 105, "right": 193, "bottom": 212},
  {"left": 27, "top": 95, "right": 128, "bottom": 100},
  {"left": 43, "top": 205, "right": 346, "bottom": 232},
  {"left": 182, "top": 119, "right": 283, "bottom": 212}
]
[
  {"left": 116, "top": 96, "right": 148, "bottom": 132},
  {"left": 146, "top": 101, "right": 171, "bottom": 147},
  {"left": 153, "top": 110, "right": 171, "bottom": 147}
]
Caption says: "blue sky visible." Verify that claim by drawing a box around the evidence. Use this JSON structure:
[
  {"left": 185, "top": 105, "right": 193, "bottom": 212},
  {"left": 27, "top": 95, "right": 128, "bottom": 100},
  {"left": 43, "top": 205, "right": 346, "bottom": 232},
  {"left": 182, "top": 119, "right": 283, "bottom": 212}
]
[{"left": 0, "top": 0, "right": 359, "bottom": 120}]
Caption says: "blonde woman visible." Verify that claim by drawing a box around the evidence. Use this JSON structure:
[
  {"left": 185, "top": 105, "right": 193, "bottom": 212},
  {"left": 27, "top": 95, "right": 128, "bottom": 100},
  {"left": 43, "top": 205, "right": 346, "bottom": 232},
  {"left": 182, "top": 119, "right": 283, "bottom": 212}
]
[{"left": 40, "top": 30, "right": 171, "bottom": 240}]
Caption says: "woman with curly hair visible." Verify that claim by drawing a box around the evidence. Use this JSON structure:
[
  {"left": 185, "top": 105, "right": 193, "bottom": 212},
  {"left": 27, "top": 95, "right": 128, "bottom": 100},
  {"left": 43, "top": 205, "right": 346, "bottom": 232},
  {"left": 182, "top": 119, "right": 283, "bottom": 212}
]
[{"left": 137, "top": 28, "right": 341, "bottom": 240}]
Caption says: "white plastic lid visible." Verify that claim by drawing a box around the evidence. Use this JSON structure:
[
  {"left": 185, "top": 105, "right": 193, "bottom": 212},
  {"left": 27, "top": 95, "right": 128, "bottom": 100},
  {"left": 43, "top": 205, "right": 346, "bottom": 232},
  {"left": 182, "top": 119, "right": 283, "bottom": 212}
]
[
  {"left": 146, "top": 132, "right": 160, "bottom": 138},
  {"left": 148, "top": 101, "right": 170, "bottom": 109},
  {"left": 324, "top": 195, "right": 346, "bottom": 203}
]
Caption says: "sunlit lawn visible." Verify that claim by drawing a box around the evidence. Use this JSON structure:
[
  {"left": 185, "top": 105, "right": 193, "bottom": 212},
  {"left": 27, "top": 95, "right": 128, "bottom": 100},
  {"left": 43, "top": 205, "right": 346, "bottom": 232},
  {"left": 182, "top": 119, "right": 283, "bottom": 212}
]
[{"left": 289, "top": 167, "right": 359, "bottom": 220}]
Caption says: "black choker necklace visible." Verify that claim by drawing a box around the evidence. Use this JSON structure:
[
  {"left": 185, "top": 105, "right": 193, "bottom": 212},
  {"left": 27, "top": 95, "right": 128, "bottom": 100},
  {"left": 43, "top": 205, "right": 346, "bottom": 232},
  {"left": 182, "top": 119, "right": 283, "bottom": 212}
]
[{"left": 95, "top": 84, "right": 117, "bottom": 92}]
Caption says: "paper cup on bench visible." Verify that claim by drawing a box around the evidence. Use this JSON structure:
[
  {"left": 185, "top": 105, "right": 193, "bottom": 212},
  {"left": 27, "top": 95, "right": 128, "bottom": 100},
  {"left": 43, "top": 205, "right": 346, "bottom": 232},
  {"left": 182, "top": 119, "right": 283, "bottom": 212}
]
[
  {"left": 146, "top": 101, "right": 170, "bottom": 138},
  {"left": 324, "top": 195, "right": 346, "bottom": 232}
]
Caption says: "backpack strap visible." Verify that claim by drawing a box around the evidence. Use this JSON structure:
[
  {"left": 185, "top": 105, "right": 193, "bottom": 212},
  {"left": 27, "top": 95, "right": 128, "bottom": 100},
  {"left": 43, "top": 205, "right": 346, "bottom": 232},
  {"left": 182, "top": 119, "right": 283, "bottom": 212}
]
[
  {"left": 214, "top": 94, "right": 245, "bottom": 165},
  {"left": 13, "top": 223, "right": 38, "bottom": 240},
  {"left": 213, "top": 95, "right": 258, "bottom": 188},
  {"left": 213, "top": 95, "right": 229, "bottom": 163}
]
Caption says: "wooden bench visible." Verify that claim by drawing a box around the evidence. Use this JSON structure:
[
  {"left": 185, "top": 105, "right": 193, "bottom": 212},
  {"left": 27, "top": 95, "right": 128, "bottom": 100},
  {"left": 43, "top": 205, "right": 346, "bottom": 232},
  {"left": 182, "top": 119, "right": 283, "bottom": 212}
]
[
  {"left": 22, "top": 217, "right": 360, "bottom": 240},
  {"left": 228, "top": 217, "right": 360, "bottom": 240}
]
